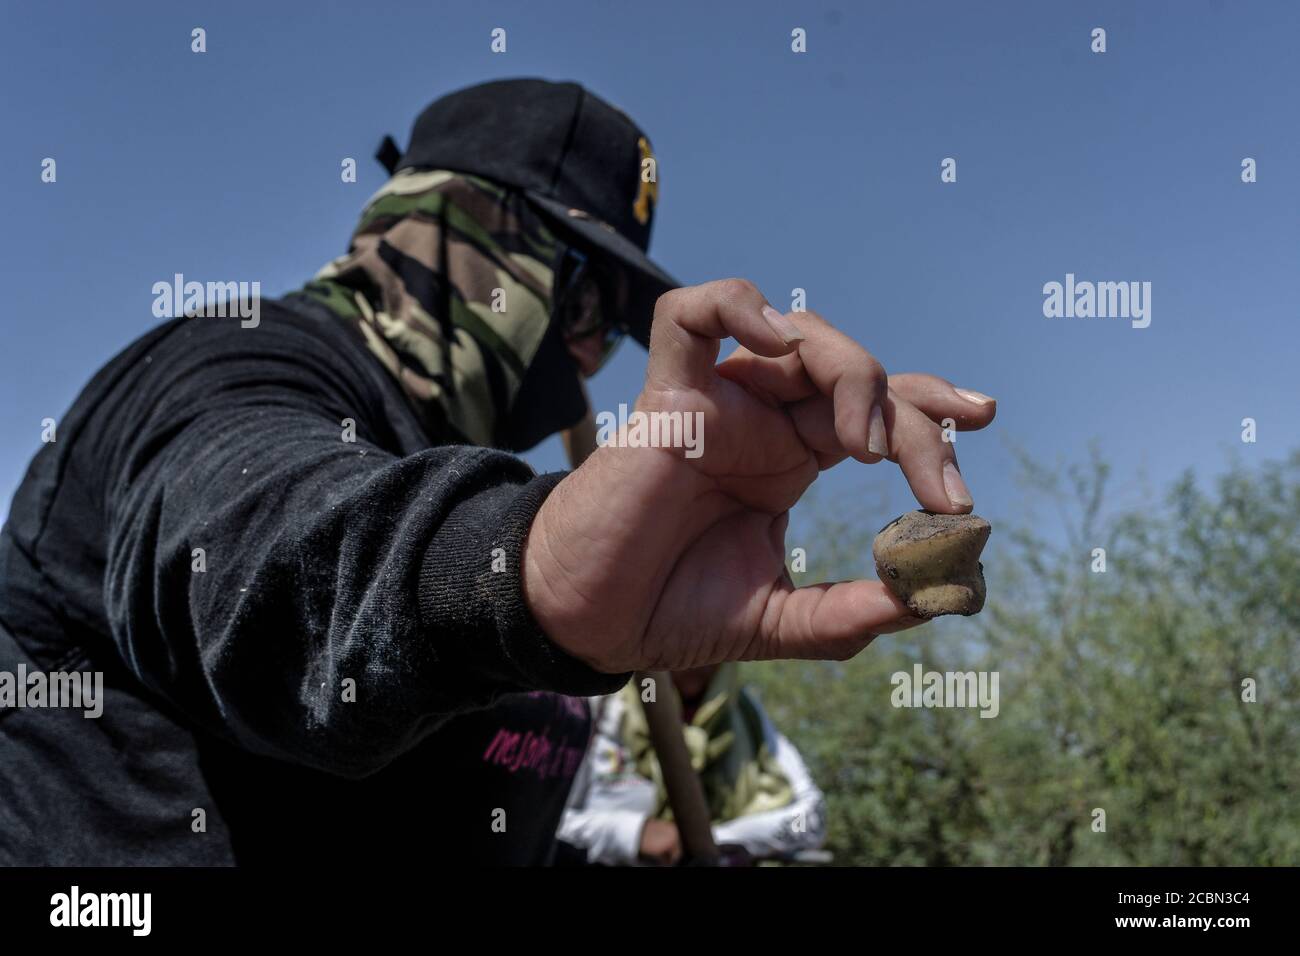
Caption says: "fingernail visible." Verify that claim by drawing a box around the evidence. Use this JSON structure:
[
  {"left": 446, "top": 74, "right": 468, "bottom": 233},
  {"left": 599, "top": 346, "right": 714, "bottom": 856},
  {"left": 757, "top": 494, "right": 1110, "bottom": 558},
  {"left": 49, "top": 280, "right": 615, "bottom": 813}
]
[
  {"left": 942, "top": 461, "right": 973, "bottom": 509},
  {"left": 761, "top": 305, "right": 804, "bottom": 344},
  {"left": 867, "top": 404, "right": 889, "bottom": 457},
  {"left": 954, "top": 388, "right": 995, "bottom": 406}
]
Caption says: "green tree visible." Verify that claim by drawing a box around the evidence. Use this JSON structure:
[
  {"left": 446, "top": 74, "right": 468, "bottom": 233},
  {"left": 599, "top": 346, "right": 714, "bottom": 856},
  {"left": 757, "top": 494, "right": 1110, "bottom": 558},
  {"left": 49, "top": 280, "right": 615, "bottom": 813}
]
[{"left": 749, "top": 450, "right": 1300, "bottom": 865}]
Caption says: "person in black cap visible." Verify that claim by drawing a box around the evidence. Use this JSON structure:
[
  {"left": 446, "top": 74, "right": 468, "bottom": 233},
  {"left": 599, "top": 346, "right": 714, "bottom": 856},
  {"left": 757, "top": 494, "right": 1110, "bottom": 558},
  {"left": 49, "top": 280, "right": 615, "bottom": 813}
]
[
  {"left": 336, "top": 77, "right": 683, "bottom": 455},
  {"left": 0, "top": 78, "right": 997, "bottom": 866}
]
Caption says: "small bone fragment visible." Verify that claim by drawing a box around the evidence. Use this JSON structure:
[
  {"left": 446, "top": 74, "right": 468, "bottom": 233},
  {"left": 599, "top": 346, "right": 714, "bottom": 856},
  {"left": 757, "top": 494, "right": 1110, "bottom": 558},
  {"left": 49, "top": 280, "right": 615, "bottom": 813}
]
[{"left": 872, "top": 511, "right": 991, "bottom": 618}]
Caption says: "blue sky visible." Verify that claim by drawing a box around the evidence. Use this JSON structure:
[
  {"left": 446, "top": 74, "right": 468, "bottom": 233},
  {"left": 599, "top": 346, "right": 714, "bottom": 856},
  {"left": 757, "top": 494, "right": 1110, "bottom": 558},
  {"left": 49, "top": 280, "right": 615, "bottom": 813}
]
[{"left": 2, "top": 0, "right": 1297, "bottom": 551}]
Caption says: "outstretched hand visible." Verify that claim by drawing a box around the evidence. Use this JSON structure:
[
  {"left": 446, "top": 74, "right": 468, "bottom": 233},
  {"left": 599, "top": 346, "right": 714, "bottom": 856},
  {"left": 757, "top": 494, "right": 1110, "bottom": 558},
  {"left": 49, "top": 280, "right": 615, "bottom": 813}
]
[{"left": 523, "top": 279, "right": 997, "bottom": 673}]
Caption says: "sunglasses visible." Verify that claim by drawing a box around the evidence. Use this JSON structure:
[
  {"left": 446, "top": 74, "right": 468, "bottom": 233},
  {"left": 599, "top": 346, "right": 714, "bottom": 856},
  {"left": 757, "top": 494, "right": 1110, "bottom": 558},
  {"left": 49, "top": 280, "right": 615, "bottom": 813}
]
[{"left": 552, "top": 245, "right": 629, "bottom": 371}]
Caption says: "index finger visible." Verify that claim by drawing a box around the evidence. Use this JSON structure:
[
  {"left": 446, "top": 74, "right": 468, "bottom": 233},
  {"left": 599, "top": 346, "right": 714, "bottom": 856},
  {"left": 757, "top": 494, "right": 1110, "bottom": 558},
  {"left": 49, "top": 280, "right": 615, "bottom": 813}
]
[{"left": 646, "top": 279, "right": 800, "bottom": 392}]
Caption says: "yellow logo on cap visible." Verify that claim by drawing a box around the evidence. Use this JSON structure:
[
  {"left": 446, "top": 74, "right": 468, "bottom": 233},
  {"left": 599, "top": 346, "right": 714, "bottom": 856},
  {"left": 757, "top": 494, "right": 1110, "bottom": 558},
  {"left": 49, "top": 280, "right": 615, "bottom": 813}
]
[{"left": 633, "top": 136, "right": 658, "bottom": 226}]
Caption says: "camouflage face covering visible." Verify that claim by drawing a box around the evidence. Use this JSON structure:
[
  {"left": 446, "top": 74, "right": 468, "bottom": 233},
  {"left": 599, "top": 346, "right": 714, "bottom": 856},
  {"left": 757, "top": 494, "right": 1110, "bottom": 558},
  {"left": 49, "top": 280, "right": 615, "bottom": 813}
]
[{"left": 299, "top": 168, "right": 588, "bottom": 450}]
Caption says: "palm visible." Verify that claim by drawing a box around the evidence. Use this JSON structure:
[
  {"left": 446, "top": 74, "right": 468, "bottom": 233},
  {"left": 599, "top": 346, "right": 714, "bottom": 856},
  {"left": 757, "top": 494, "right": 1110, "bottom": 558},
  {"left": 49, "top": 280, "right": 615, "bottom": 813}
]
[{"left": 630, "top": 375, "right": 816, "bottom": 661}]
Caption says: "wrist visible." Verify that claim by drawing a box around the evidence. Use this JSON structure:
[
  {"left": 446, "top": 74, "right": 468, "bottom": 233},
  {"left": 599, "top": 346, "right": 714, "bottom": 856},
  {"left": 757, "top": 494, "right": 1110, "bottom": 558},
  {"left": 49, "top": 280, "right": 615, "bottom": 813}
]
[{"left": 520, "top": 473, "right": 627, "bottom": 673}]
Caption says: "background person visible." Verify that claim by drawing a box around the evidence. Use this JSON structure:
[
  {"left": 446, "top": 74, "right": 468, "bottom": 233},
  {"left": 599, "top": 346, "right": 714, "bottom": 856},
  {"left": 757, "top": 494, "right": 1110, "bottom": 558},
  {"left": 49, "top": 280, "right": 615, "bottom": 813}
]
[{"left": 559, "top": 663, "right": 828, "bottom": 866}]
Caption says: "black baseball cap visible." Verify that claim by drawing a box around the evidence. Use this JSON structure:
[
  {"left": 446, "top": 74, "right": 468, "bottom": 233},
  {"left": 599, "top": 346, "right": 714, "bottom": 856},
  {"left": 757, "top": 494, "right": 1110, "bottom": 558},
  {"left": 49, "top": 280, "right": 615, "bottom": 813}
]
[{"left": 376, "top": 78, "right": 678, "bottom": 347}]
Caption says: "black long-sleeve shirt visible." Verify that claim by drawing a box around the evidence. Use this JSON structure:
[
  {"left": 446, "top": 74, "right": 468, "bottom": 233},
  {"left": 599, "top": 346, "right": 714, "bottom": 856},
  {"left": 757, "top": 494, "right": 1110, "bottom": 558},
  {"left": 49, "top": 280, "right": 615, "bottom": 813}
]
[{"left": 0, "top": 298, "right": 629, "bottom": 865}]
